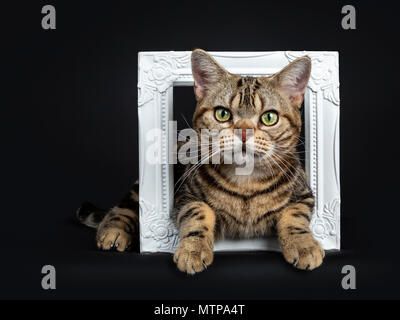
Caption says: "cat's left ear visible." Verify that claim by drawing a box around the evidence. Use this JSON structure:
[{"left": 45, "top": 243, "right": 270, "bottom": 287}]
[{"left": 271, "top": 56, "right": 311, "bottom": 108}]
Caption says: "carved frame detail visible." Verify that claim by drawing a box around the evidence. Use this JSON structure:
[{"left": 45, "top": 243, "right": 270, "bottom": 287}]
[{"left": 138, "top": 51, "right": 340, "bottom": 253}]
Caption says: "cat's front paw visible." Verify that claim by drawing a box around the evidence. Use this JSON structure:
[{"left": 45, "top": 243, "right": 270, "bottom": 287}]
[
  {"left": 173, "top": 237, "right": 213, "bottom": 275},
  {"left": 281, "top": 235, "right": 325, "bottom": 271},
  {"left": 96, "top": 227, "right": 132, "bottom": 252}
]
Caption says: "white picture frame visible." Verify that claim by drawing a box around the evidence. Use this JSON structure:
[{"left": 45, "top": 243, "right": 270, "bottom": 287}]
[{"left": 138, "top": 51, "right": 340, "bottom": 253}]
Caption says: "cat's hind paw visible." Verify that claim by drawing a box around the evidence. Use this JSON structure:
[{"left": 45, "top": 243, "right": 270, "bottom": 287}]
[{"left": 96, "top": 227, "right": 132, "bottom": 252}]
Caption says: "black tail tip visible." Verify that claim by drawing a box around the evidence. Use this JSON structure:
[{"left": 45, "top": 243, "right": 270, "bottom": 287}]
[{"left": 76, "top": 202, "right": 98, "bottom": 221}]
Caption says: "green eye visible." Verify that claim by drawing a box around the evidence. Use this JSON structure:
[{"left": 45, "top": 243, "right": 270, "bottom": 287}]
[
  {"left": 261, "top": 111, "right": 279, "bottom": 126},
  {"left": 215, "top": 107, "right": 231, "bottom": 122}
]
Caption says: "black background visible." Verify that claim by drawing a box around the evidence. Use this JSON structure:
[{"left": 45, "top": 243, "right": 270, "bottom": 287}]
[{"left": 1, "top": 0, "right": 399, "bottom": 299}]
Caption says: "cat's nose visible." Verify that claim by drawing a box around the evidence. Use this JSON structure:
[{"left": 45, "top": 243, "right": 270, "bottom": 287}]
[
  {"left": 238, "top": 130, "right": 254, "bottom": 143},
  {"left": 234, "top": 120, "right": 255, "bottom": 143},
  {"left": 241, "top": 130, "right": 247, "bottom": 143}
]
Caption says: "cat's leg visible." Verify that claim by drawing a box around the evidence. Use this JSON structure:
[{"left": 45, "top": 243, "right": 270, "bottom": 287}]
[
  {"left": 275, "top": 200, "right": 325, "bottom": 270},
  {"left": 96, "top": 188, "right": 139, "bottom": 252},
  {"left": 173, "top": 201, "right": 215, "bottom": 275}
]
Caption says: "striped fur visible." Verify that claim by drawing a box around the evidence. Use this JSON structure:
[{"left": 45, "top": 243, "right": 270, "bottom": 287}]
[
  {"left": 77, "top": 183, "right": 139, "bottom": 252},
  {"left": 172, "top": 49, "right": 324, "bottom": 274},
  {"left": 77, "top": 49, "right": 324, "bottom": 274}
]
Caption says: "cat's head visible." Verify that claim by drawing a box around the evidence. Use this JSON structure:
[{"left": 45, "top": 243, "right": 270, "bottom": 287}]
[{"left": 191, "top": 49, "right": 311, "bottom": 171}]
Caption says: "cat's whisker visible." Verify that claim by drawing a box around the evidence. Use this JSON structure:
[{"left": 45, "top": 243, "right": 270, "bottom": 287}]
[
  {"left": 271, "top": 152, "right": 309, "bottom": 189},
  {"left": 174, "top": 149, "right": 221, "bottom": 195}
]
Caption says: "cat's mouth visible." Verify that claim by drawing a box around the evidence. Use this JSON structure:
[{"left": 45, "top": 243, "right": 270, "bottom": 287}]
[{"left": 217, "top": 142, "right": 274, "bottom": 167}]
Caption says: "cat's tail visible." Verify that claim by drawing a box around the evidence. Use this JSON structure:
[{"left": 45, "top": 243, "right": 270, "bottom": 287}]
[{"left": 76, "top": 202, "right": 107, "bottom": 228}]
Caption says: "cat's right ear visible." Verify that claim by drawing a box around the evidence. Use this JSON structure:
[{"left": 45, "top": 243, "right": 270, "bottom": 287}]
[{"left": 191, "top": 49, "right": 229, "bottom": 100}]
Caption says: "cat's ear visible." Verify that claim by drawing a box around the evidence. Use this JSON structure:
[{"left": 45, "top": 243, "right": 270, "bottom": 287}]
[
  {"left": 191, "top": 49, "right": 229, "bottom": 100},
  {"left": 271, "top": 56, "right": 311, "bottom": 108}
]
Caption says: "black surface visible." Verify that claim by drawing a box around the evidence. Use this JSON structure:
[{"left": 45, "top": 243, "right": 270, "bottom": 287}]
[{"left": 1, "top": 0, "right": 400, "bottom": 299}]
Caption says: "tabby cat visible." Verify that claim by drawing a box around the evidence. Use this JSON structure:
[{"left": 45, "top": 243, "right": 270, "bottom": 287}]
[{"left": 77, "top": 49, "right": 324, "bottom": 274}]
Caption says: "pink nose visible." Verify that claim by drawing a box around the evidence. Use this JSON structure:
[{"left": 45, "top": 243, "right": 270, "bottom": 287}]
[
  {"left": 242, "top": 130, "right": 247, "bottom": 142},
  {"left": 235, "top": 120, "right": 255, "bottom": 143}
]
